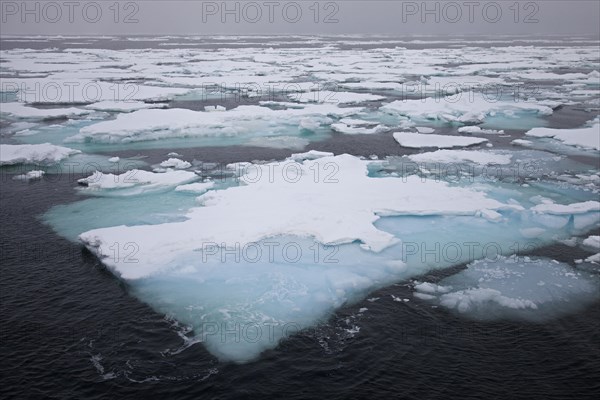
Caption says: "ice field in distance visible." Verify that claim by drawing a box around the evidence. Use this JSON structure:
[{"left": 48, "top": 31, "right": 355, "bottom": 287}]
[{"left": 1, "top": 36, "right": 599, "bottom": 363}]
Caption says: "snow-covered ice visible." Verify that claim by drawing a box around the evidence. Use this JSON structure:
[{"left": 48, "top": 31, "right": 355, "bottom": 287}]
[
  {"left": 0, "top": 143, "right": 81, "bottom": 165},
  {"left": 175, "top": 181, "right": 215, "bottom": 194},
  {"left": 8, "top": 38, "right": 597, "bottom": 364},
  {"left": 1, "top": 102, "right": 91, "bottom": 119},
  {"left": 381, "top": 93, "right": 553, "bottom": 125},
  {"left": 525, "top": 120, "right": 600, "bottom": 151},
  {"left": 13, "top": 170, "right": 45, "bottom": 180},
  {"left": 407, "top": 150, "right": 511, "bottom": 165},
  {"left": 68, "top": 104, "right": 361, "bottom": 144},
  {"left": 582, "top": 236, "right": 600, "bottom": 250},
  {"left": 85, "top": 101, "right": 166, "bottom": 112},
  {"left": 77, "top": 169, "right": 198, "bottom": 196},
  {"left": 393, "top": 132, "right": 488, "bottom": 149},
  {"left": 160, "top": 158, "right": 192, "bottom": 169}
]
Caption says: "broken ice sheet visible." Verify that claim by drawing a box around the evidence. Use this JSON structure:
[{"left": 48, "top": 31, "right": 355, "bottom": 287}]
[{"left": 412, "top": 256, "right": 599, "bottom": 322}]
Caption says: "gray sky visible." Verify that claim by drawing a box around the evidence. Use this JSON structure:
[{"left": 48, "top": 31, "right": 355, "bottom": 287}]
[{"left": 1, "top": 0, "right": 599, "bottom": 36}]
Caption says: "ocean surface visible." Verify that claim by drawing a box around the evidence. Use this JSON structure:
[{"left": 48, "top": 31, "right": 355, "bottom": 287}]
[{"left": 1, "top": 35, "right": 599, "bottom": 399}]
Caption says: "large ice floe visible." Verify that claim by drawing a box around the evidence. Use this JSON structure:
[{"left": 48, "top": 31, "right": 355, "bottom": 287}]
[
  {"left": 525, "top": 119, "right": 600, "bottom": 151},
  {"left": 43, "top": 151, "right": 598, "bottom": 363},
  {"left": 0, "top": 143, "right": 81, "bottom": 165},
  {"left": 381, "top": 93, "right": 553, "bottom": 124},
  {"left": 66, "top": 104, "right": 361, "bottom": 144}
]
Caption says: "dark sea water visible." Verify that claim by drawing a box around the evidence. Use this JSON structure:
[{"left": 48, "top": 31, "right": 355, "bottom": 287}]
[
  {"left": 1, "top": 173, "right": 599, "bottom": 400},
  {"left": 1, "top": 36, "right": 600, "bottom": 399}
]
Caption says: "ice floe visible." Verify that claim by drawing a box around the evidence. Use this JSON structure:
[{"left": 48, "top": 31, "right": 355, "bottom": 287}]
[
  {"left": 12, "top": 170, "right": 45, "bottom": 180},
  {"left": 68, "top": 104, "right": 361, "bottom": 143},
  {"left": 174, "top": 181, "right": 215, "bottom": 194},
  {"left": 79, "top": 153, "right": 515, "bottom": 277},
  {"left": 407, "top": 150, "right": 512, "bottom": 165},
  {"left": 0, "top": 143, "right": 81, "bottom": 165},
  {"left": 160, "top": 158, "right": 192, "bottom": 170},
  {"left": 393, "top": 132, "right": 488, "bottom": 149},
  {"left": 1, "top": 102, "right": 91, "bottom": 119},
  {"left": 85, "top": 101, "right": 166, "bottom": 112},
  {"left": 525, "top": 120, "right": 600, "bottom": 151},
  {"left": 381, "top": 93, "right": 553, "bottom": 125},
  {"left": 77, "top": 169, "right": 198, "bottom": 196},
  {"left": 412, "top": 256, "right": 599, "bottom": 321}
]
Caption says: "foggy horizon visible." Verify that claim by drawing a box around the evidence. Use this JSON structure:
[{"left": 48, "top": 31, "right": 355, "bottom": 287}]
[{"left": 1, "top": 1, "right": 599, "bottom": 36}]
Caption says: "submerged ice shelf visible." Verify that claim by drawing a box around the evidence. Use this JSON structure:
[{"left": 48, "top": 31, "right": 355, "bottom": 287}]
[{"left": 412, "top": 256, "right": 599, "bottom": 321}]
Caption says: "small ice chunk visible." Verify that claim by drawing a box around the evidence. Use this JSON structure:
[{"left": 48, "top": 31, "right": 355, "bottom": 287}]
[
  {"left": 204, "top": 105, "right": 226, "bottom": 112},
  {"left": 511, "top": 139, "right": 533, "bottom": 147},
  {"left": 478, "top": 209, "right": 503, "bottom": 222},
  {"left": 414, "top": 292, "right": 436, "bottom": 300},
  {"left": 582, "top": 236, "right": 600, "bottom": 250},
  {"left": 415, "top": 127, "right": 435, "bottom": 133},
  {"left": 299, "top": 117, "right": 321, "bottom": 130},
  {"left": 331, "top": 122, "right": 388, "bottom": 135},
  {"left": 160, "top": 158, "right": 192, "bottom": 169},
  {"left": 585, "top": 253, "right": 600, "bottom": 263},
  {"left": 289, "top": 150, "right": 334, "bottom": 161},
  {"left": 108, "top": 157, "right": 120, "bottom": 163},
  {"left": 175, "top": 181, "right": 215, "bottom": 194},
  {"left": 77, "top": 169, "right": 197, "bottom": 195},
  {"left": 458, "top": 126, "right": 504, "bottom": 135},
  {"left": 13, "top": 170, "right": 45, "bottom": 180}
]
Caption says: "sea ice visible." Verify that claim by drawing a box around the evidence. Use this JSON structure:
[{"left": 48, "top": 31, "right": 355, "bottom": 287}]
[
  {"left": 381, "top": 93, "right": 552, "bottom": 125},
  {"left": 393, "top": 132, "right": 488, "bottom": 149},
  {"left": 458, "top": 126, "right": 505, "bottom": 135},
  {"left": 1, "top": 102, "right": 91, "bottom": 119},
  {"left": 412, "top": 256, "right": 599, "bottom": 321},
  {"left": 525, "top": 120, "right": 600, "bottom": 151},
  {"left": 68, "top": 104, "right": 362, "bottom": 144},
  {"left": 0, "top": 143, "right": 81, "bottom": 165},
  {"left": 174, "top": 181, "right": 215, "bottom": 194},
  {"left": 13, "top": 170, "right": 45, "bottom": 180},
  {"left": 85, "top": 101, "right": 166, "bottom": 112},
  {"left": 160, "top": 158, "right": 192, "bottom": 169},
  {"left": 407, "top": 150, "right": 511, "bottom": 165},
  {"left": 77, "top": 169, "right": 198, "bottom": 196},
  {"left": 79, "top": 154, "right": 514, "bottom": 278},
  {"left": 582, "top": 236, "right": 600, "bottom": 250}
]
